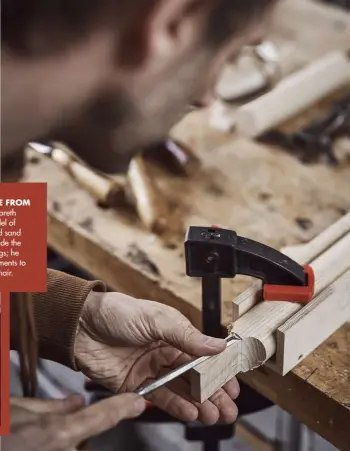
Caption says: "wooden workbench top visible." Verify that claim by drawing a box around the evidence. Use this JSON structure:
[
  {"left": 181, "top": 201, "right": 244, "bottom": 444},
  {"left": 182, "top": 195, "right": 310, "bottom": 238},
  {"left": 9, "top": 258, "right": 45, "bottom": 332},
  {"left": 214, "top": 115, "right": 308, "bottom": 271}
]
[{"left": 25, "top": 106, "right": 350, "bottom": 448}]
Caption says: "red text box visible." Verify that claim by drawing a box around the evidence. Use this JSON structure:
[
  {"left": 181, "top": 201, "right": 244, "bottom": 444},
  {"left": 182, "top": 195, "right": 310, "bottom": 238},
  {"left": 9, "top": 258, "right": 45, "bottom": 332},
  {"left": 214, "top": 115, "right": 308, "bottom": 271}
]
[
  {"left": 0, "top": 183, "right": 47, "bottom": 292},
  {"left": 0, "top": 292, "right": 10, "bottom": 436}
]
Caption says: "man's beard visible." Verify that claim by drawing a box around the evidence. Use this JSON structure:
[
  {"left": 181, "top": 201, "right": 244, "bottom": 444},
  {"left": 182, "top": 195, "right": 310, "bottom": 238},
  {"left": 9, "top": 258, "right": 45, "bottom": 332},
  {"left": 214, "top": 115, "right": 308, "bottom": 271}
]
[
  {"left": 52, "top": 87, "right": 158, "bottom": 174},
  {"left": 52, "top": 53, "right": 205, "bottom": 175}
]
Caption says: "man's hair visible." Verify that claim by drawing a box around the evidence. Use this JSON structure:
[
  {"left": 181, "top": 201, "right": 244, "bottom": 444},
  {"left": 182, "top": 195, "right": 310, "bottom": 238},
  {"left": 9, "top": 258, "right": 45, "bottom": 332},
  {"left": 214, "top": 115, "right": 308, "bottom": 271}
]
[
  {"left": 1, "top": 0, "right": 134, "bottom": 56},
  {"left": 2, "top": 0, "right": 276, "bottom": 57},
  {"left": 206, "top": 0, "right": 276, "bottom": 48}
]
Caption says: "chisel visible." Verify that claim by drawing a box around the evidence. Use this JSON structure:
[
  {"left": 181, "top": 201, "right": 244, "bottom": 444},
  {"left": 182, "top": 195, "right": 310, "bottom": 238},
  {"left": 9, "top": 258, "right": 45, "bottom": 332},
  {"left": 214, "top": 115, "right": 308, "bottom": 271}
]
[{"left": 135, "top": 334, "right": 241, "bottom": 397}]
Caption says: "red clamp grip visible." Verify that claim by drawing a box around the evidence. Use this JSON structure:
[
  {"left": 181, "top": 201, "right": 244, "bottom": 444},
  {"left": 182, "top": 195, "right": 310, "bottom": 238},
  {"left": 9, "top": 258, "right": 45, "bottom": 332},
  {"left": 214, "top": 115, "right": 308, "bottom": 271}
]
[{"left": 263, "top": 265, "right": 315, "bottom": 304}]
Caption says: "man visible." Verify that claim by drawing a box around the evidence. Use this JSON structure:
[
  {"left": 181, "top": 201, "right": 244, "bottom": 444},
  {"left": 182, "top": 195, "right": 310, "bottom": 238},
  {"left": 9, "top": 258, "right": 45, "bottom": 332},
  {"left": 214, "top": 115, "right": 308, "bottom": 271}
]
[{"left": 2, "top": 1, "right": 277, "bottom": 449}]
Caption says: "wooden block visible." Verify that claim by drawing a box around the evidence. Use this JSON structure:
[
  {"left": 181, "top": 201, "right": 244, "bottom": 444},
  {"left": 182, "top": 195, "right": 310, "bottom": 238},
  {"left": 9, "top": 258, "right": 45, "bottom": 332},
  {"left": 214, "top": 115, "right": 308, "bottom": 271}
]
[
  {"left": 190, "top": 232, "right": 350, "bottom": 402},
  {"left": 235, "top": 51, "right": 350, "bottom": 138},
  {"left": 190, "top": 339, "right": 244, "bottom": 403},
  {"left": 233, "top": 213, "right": 350, "bottom": 321},
  {"left": 308, "top": 232, "right": 350, "bottom": 295},
  {"left": 275, "top": 270, "right": 350, "bottom": 375},
  {"left": 190, "top": 301, "right": 301, "bottom": 403},
  {"left": 232, "top": 280, "right": 263, "bottom": 322}
]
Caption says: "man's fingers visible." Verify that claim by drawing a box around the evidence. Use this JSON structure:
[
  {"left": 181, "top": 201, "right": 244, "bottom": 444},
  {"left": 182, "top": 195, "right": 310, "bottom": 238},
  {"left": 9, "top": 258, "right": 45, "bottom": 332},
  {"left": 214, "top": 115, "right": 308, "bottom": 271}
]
[
  {"left": 223, "top": 378, "right": 240, "bottom": 400},
  {"left": 10, "top": 395, "right": 85, "bottom": 414},
  {"left": 209, "top": 388, "right": 239, "bottom": 424},
  {"left": 152, "top": 305, "right": 226, "bottom": 356},
  {"left": 146, "top": 384, "right": 199, "bottom": 422},
  {"left": 166, "top": 377, "right": 220, "bottom": 425},
  {"left": 63, "top": 394, "right": 146, "bottom": 445}
]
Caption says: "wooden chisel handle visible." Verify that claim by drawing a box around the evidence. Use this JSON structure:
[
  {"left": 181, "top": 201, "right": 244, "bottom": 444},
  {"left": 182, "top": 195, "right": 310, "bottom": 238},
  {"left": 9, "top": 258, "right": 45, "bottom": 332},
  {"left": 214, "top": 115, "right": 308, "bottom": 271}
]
[
  {"left": 127, "top": 154, "right": 170, "bottom": 234},
  {"left": 50, "top": 142, "right": 124, "bottom": 206},
  {"left": 236, "top": 51, "right": 350, "bottom": 138}
]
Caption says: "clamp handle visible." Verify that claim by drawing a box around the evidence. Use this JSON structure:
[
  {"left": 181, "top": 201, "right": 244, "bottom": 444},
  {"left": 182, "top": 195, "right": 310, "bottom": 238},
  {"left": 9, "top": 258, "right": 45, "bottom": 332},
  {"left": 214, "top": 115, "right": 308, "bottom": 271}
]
[{"left": 185, "top": 226, "right": 307, "bottom": 286}]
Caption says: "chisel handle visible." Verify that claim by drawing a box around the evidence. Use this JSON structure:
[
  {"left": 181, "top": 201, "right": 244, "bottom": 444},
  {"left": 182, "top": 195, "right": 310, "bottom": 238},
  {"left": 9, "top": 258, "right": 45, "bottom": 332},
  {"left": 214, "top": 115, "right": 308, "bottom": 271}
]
[{"left": 51, "top": 143, "right": 124, "bottom": 206}]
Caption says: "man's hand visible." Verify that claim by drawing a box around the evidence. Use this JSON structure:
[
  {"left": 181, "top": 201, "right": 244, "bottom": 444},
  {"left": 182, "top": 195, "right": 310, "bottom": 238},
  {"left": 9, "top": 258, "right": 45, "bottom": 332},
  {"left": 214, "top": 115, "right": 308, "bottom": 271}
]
[
  {"left": 75, "top": 292, "right": 240, "bottom": 425},
  {"left": 3, "top": 394, "right": 146, "bottom": 451}
]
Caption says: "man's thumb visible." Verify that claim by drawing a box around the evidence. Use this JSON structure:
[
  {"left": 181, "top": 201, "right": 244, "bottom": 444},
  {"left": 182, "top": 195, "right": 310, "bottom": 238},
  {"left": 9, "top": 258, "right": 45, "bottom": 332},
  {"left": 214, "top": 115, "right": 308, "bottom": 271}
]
[
  {"left": 67, "top": 394, "right": 146, "bottom": 444},
  {"left": 158, "top": 310, "right": 226, "bottom": 356}
]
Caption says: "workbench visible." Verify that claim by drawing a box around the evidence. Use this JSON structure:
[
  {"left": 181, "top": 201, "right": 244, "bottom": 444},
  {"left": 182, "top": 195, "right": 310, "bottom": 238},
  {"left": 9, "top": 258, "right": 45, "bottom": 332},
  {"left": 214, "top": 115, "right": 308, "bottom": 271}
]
[
  {"left": 24, "top": 1, "right": 350, "bottom": 448},
  {"left": 25, "top": 108, "right": 350, "bottom": 448}
]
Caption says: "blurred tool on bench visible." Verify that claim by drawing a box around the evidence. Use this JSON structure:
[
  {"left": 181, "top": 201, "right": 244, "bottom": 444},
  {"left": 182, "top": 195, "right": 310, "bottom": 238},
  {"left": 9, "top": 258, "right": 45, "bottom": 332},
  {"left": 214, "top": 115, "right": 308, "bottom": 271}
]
[
  {"left": 28, "top": 138, "right": 200, "bottom": 235},
  {"left": 260, "top": 93, "right": 350, "bottom": 165},
  {"left": 216, "top": 41, "right": 308, "bottom": 103}
]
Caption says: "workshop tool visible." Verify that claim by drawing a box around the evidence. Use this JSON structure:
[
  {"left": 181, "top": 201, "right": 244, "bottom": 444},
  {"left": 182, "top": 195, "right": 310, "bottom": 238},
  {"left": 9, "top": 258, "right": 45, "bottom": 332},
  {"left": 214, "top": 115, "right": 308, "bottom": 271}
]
[
  {"left": 216, "top": 41, "right": 308, "bottom": 102},
  {"left": 85, "top": 336, "right": 240, "bottom": 402},
  {"left": 143, "top": 138, "right": 201, "bottom": 177},
  {"left": 29, "top": 141, "right": 177, "bottom": 235},
  {"left": 135, "top": 334, "right": 241, "bottom": 397},
  {"left": 235, "top": 51, "right": 350, "bottom": 138},
  {"left": 185, "top": 226, "right": 314, "bottom": 338},
  {"left": 127, "top": 154, "right": 171, "bottom": 234},
  {"left": 260, "top": 93, "right": 350, "bottom": 165},
  {"left": 28, "top": 142, "right": 126, "bottom": 207},
  {"left": 89, "top": 227, "right": 313, "bottom": 399}
]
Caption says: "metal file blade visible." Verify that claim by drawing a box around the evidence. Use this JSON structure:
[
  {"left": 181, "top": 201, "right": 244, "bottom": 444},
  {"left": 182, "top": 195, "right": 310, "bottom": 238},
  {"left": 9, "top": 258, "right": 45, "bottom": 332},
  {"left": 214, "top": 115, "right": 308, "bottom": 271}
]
[{"left": 135, "top": 334, "right": 241, "bottom": 397}]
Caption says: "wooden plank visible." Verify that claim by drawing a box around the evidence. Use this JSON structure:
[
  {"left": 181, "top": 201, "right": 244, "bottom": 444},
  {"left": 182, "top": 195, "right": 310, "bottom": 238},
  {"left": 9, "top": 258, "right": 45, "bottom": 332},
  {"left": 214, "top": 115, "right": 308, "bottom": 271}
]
[
  {"left": 276, "top": 270, "right": 350, "bottom": 375},
  {"left": 282, "top": 212, "right": 350, "bottom": 264},
  {"left": 235, "top": 52, "right": 350, "bottom": 138},
  {"left": 190, "top": 233, "right": 350, "bottom": 401}
]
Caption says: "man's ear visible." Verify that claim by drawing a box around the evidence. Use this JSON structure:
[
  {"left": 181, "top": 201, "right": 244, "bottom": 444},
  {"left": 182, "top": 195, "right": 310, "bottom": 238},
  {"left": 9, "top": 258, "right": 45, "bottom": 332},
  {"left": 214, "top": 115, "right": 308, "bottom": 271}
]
[
  {"left": 119, "top": 0, "right": 209, "bottom": 68},
  {"left": 149, "top": 0, "right": 208, "bottom": 55}
]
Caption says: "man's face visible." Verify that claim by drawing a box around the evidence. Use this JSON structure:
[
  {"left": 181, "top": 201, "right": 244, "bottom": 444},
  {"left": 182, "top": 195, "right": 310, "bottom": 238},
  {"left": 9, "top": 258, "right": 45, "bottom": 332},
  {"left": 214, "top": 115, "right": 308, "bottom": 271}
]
[
  {"left": 74, "top": 11, "right": 270, "bottom": 172},
  {"left": 2, "top": 1, "right": 273, "bottom": 170}
]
